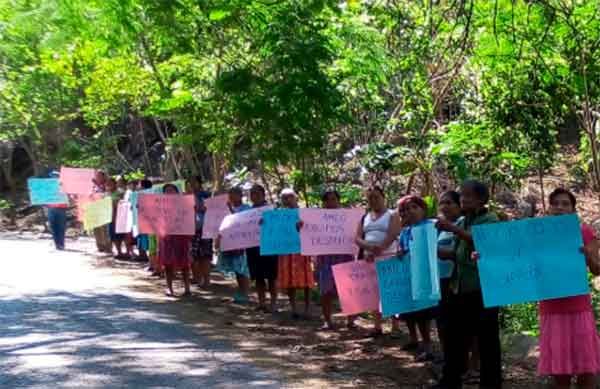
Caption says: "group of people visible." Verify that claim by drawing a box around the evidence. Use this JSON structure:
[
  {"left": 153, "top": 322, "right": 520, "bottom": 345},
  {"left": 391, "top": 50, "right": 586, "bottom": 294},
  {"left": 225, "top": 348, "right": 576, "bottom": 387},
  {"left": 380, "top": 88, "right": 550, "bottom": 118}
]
[{"left": 43, "top": 171, "right": 600, "bottom": 389}]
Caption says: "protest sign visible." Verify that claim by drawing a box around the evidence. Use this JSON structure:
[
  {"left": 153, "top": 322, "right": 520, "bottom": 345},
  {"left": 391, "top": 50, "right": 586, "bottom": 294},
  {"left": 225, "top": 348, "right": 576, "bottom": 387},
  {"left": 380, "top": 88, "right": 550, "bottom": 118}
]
[
  {"left": 299, "top": 208, "right": 364, "bottom": 256},
  {"left": 137, "top": 194, "right": 195, "bottom": 236},
  {"left": 260, "top": 209, "right": 301, "bottom": 255},
  {"left": 376, "top": 256, "right": 439, "bottom": 318},
  {"left": 73, "top": 194, "right": 102, "bottom": 222},
  {"left": 332, "top": 260, "right": 380, "bottom": 315},
  {"left": 219, "top": 206, "right": 273, "bottom": 251},
  {"left": 59, "top": 167, "right": 95, "bottom": 194},
  {"left": 83, "top": 197, "right": 112, "bottom": 230},
  {"left": 202, "top": 194, "right": 230, "bottom": 239},
  {"left": 473, "top": 214, "right": 589, "bottom": 307},
  {"left": 409, "top": 222, "right": 441, "bottom": 300},
  {"left": 28, "top": 178, "right": 68, "bottom": 205},
  {"left": 115, "top": 200, "right": 133, "bottom": 234}
]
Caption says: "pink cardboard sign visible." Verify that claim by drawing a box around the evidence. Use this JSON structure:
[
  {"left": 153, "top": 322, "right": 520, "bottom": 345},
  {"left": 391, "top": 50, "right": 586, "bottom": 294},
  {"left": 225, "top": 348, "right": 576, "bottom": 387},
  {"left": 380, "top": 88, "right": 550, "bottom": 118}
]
[
  {"left": 115, "top": 200, "right": 133, "bottom": 234},
  {"left": 59, "top": 167, "right": 96, "bottom": 194},
  {"left": 202, "top": 194, "right": 230, "bottom": 239},
  {"left": 219, "top": 205, "right": 273, "bottom": 251},
  {"left": 138, "top": 194, "right": 195, "bottom": 236},
  {"left": 300, "top": 208, "right": 364, "bottom": 256},
  {"left": 332, "top": 260, "right": 380, "bottom": 315}
]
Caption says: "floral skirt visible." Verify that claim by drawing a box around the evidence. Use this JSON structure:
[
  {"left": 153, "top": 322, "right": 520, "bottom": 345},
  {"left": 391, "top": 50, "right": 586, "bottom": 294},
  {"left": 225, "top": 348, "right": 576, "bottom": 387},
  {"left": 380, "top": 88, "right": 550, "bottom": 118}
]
[{"left": 278, "top": 254, "right": 315, "bottom": 289}]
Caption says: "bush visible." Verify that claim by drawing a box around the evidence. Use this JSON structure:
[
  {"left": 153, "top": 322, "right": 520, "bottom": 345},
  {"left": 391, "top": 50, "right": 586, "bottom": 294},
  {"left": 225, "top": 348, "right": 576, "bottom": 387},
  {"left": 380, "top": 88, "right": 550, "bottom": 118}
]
[{"left": 501, "top": 303, "right": 540, "bottom": 337}]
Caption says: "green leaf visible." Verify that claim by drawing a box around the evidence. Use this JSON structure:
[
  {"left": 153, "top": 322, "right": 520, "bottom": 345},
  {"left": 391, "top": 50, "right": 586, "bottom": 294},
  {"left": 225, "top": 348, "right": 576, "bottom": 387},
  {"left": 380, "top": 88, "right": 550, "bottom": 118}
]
[{"left": 209, "top": 9, "right": 231, "bottom": 21}]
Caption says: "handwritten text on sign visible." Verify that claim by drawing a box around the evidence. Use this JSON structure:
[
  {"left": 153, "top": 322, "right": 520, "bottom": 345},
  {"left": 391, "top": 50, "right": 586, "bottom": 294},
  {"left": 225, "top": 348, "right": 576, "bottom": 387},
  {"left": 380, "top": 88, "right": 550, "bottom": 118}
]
[
  {"left": 28, "top": 178, "right": 68, "bottom": 205},
  {"left": 300, "top": 208, "right": 364, "bottom": 256},
  {"left": 473, "top": 214, "right": 589, "bottom": 307},
  {"left": 332, "top": 260, "right": 380, "bottom": 315},
  {"left": 138, "top": 194, "right": 195, "bottom": 236},
  {"left": 376, "top": 256, "right": 439, "bottom": 318},
  {"left": 202, "top": 194, "right": 230, "bottom": 239},
  {"left": 219, "top": 206, "right": 273, "bottom": 251},
  {"left": 115, "top": 200, "right": 133, "bottom": 234},
  {"left": 83, "top": 197, "right": 113, "bottom": 230},
  {"left": 59, "top": 167, "right": 96, "bottom": 194},
  {"left": 260, "top": 209, "right": 301, "bottom": 255}
]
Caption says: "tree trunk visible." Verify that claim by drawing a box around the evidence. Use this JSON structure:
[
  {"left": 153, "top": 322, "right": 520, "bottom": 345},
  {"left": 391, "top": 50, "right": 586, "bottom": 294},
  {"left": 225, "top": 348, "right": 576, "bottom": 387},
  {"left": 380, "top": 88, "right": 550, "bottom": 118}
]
[
  {"left": 0, "top": 144, "right": 16, "bottom": 198},
  {"left": 137, "top": 118, "right": 153, "bottom": 175},
  {"left": 211, "top": 153, "right": 227, "bottom": 193},
  {"left": 583, "top": 114, "right": 600, "bottom": 191},
  {"left": 20, "top": 138, "right": 40, "bottom": 177},
  {"left": 406, "top": 173, "right": 416, "bottom": 195},
  {"left": 257, "top": 162, "right": 273, "bottom": 204},
  {"left": 152, "top": 119, "right": 181, "bottom": 179},
  {"left": 538, "top": 164, "right": 546, "bottom": 214}
]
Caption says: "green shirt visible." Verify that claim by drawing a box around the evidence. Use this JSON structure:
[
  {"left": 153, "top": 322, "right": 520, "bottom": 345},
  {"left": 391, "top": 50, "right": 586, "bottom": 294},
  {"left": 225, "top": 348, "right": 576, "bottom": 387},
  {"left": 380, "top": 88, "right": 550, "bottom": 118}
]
[{"left": 452, "top": 210, "right": 498, "bottom": 294}]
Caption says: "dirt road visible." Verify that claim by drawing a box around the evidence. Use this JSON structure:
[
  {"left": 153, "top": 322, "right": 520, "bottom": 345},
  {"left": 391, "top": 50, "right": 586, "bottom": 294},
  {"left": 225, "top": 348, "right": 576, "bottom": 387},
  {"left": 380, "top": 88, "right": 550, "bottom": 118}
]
[{"left": 0, "top": 232, "right": 538, "bottom": 388}]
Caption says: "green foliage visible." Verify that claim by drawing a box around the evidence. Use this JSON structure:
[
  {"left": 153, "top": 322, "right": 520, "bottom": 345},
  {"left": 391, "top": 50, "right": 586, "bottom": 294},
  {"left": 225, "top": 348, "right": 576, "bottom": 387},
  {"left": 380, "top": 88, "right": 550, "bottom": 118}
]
[
  {"left": 2, "top": 0, "right": 600, "bottom": 198},
  {"left": 124, "top": 170, "right": 145, "bottom": 182},
  {"left": 0, "top": 199, "right": 12, "bottom": 210},
  {"left": 433, "top": 122, "right": 532, "bottom": 189},
  {"left": 501, "top": 304, "right": 540, "bottom": 337}
]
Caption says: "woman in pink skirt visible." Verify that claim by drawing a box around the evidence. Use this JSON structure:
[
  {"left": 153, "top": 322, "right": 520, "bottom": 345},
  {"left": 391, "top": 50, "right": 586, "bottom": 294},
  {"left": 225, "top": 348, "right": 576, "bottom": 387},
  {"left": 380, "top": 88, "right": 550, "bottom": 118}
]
[
  {"left": 539, "top": 188, "right": 600, "bottom": 389},
  {"left": 159, "top": 184, "right": 192, "bottom": 297}
]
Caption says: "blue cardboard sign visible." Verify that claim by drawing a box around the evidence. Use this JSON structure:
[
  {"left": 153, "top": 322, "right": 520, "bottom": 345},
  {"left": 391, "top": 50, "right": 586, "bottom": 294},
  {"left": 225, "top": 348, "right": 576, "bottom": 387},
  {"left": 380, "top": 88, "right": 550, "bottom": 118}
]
[
  {"left": 28, "top": 178, "right": 68, "bottom": 205},
  {"left": 376, "top": 256, "right": 439, "bottom": 318},
  {"left": 259, "top": 209, "right": 301, "bottom": 255},
  {"left": 409, "top": 222, "right": 441, "bottom": 300},
  {"left": 473, "top": 214, "right": 589, "bottom": 307}
]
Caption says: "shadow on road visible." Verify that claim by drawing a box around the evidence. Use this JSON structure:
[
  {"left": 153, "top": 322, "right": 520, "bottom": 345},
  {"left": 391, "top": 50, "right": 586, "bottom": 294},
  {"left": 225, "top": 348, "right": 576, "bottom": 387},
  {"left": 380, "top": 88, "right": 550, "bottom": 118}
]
[{"left": 0, "top": 291, "right": 281, "bottom": 388}]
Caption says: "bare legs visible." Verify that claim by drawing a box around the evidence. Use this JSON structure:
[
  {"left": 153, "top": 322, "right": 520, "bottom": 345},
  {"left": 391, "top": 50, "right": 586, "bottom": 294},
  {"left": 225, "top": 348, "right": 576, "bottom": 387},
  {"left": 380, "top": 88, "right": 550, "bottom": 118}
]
[
  {"left": 286, "top": 287, "right": 311, "bottom": 317},
  {"left": 256, "top": 279, "right": 278, "bottom": 312},
  {"left": 192, "top": 258, "right": 212, "bottom": 287},
  {"left": 164, "top": 266, "right": 190, "bottom": 296},
  {"left": 321, "top": 292, "right": 356, "bottom": 330}
]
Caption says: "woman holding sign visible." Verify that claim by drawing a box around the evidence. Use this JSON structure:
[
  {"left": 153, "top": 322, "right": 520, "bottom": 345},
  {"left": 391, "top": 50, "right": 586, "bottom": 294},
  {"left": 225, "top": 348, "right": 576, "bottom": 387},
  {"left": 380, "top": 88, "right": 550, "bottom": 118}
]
[
  {"left": 159, "top": 184, "right": 192, "bottom": 297},
  {"left": 188, "top": 176, "right": 213, "bottom": 288},
  {"left": 312, "top": 189, "right": 357, "bottom": 330},
  {"left": 355, "top": 186, "right": 403, "bottom": 337},
  {"left": 91, "top": 170, "right": 112, "bottom": 254},
  {"left": 277, "top": 188, "right": 315, "bottom": 320},
  {"left": 396, "top": 195, "right": 435, "bottom": 362},
  {"left": 216, "top": 186, "right": 252, "bottom": 304},
  {"left": 538, "top": 188, "right": 600, "bottom": 389},
  {"left": 246, "top": 184, "right": 279, "bottom": 313},
  {"left": 45, "top": 170, "right": 69, "bottom": 250},
  {"left": 434, "top": 180, "right": 502, "bottom": 389}
]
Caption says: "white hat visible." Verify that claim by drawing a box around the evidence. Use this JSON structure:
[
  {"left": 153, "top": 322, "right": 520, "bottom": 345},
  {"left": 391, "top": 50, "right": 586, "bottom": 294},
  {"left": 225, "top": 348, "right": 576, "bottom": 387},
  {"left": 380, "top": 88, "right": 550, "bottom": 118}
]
[{"left": 280, "top": 188, "right": 297, "bottom": 197}]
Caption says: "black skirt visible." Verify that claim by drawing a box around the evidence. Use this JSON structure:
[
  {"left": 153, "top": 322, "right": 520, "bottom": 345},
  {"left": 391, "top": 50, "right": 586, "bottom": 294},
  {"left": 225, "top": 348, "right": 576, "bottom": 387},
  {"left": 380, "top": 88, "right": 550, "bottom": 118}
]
[{"left": 246, "top": 246, "right": 278, "bottom": 281}]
